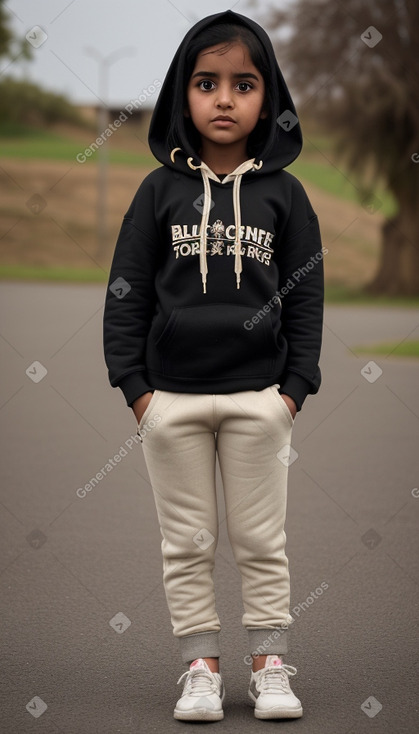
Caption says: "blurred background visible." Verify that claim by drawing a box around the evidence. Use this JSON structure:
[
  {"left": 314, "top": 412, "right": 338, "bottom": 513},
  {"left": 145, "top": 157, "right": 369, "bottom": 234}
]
[{"left": 1, "top": 0, "right": 418, "bottom": 314}]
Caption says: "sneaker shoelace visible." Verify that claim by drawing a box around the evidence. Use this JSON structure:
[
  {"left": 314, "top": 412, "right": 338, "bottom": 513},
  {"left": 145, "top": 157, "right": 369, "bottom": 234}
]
[
  {"left": 257, "top": 664, "right": 297, "bottom": 694},
  {"left": 177, "top": 668, "right": 220, "bottom": 696}
]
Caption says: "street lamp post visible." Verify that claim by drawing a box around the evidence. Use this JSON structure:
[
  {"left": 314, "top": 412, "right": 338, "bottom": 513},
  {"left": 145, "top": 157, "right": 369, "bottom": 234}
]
[{"left": 84, "top": 46, "right": 136, "bottom": 257}]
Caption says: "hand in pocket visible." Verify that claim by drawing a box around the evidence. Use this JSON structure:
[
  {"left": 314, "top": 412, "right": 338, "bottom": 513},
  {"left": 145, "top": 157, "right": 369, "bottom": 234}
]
[
  {"left": 132, "top": 392, "right": 154, "bottom": 425},
  {"left": 280, "top": 393, "right": 297, "bottom": 420}
]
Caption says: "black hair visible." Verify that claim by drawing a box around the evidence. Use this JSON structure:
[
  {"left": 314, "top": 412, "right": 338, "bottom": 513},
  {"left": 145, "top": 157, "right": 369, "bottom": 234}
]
[{"left": 167, "top": 22, "right": 274, "bottom": 161}]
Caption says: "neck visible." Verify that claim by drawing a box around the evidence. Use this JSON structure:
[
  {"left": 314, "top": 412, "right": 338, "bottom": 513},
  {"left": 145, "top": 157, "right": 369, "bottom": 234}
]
[{"left": 199, "top": 139, "right": 250, "bottom": 175}]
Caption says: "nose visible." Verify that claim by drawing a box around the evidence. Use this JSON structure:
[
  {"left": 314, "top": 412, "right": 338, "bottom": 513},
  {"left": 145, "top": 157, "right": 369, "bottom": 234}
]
[{"left": 215, "top": 83, "right": 234, "bottom": 109}]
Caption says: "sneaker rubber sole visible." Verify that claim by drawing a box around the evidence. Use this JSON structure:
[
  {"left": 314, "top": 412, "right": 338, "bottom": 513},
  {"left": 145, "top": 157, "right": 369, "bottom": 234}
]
[
  {"left": 253, "top": 704, "right": 303, "bottom": 719},
  {"left": 174, "top": 689, "right": 225, "bottom": 721},
  {"left": 248, "top": 692, "right": 302, "bottom": 719},
  {"left": 173, "top": 707, "right": 224, "bottom": 721}
]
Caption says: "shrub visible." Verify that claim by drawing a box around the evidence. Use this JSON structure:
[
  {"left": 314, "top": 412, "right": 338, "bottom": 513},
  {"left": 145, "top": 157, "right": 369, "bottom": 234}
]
[{"left": 0, "top": 77, "right": 85, "bottom": 126}]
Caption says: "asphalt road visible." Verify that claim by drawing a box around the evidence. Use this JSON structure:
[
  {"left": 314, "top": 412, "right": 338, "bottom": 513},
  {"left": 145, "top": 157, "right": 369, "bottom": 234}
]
[{"left": 1, "top": 281, "right": 418, "bottom": 734}]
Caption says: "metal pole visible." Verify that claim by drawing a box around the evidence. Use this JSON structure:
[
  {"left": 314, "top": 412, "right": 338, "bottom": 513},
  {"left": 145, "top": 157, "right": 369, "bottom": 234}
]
[
  {"left": 84, "top": 47, "right": 136, "bottom": 258},
  {"left": 97, "top": 61, "right": 108, "bottom": 249}
]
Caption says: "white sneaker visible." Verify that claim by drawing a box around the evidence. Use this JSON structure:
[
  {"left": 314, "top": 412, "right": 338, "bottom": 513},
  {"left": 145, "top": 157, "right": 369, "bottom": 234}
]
[
  {"left": 174, "top": 658, "right": 225, "bottom": 721},
  {"left": 248, "top": 654, "right": 303, "bottom": 719}
]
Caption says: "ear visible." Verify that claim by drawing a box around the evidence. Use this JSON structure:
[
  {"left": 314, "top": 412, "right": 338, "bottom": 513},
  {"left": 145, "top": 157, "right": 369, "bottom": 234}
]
[
  {"left": 184, "top": 106, "right": 190, "bottom": 118},
  {"left": 259, "top": 101, "right": 269, "bottom": 120}
]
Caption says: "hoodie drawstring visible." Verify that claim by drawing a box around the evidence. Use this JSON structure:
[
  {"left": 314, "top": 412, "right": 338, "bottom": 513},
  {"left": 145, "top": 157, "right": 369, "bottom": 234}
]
[
  {"left": 188, "top": 160, "right": 212, "bottom": 294},
  {"left": 232, "top": 174, "right": 243, "bottom": 290},
  {"left": 171, "top": 149, "right": 262, "bottom": 293}
]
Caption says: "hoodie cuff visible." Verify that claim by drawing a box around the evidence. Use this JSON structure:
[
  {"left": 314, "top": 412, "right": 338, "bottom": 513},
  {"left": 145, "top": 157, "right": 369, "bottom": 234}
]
[
  {"left": 117, "top": 372, "right": 153, "bottom": 408},
  {"left": 278, "top": 373, "right": 313, "bottom": 412}
]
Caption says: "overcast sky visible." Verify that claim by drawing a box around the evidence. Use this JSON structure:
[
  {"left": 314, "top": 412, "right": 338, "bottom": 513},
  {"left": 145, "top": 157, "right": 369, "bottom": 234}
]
[{"left": 3, "top": 0, "right": 284, "bottom": 108}]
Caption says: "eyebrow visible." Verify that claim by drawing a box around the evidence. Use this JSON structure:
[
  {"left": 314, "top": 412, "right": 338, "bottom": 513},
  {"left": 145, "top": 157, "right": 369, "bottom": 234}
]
[{"left": 192, "top": 70, "right": 260, "bottom": 81}]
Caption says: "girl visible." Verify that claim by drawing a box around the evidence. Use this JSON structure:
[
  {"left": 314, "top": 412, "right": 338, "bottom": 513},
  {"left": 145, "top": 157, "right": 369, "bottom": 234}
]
[{"left": 103, "top": 9, "right": 324, "bottom": 722}]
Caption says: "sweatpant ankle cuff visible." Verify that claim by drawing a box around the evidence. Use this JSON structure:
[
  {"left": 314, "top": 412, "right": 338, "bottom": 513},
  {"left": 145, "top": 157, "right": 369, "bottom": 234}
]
[
  {"left": 247, "top": 626, "right": 289, "bottom": 656},
  {"left": 178, "top": 631, "right": 221, "bottom": 664}
]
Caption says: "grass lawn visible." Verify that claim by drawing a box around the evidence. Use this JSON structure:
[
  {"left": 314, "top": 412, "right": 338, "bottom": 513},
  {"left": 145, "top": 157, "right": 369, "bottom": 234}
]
[
  {"left": 323, "top": 284, "right": 419, "bottom": 306},
  {"left": 0, "top": 264, "right": 108, "bottom": 282},
  {"left": 0, "top": 136, "right": 156, "bottom": 166},
  {"left": 0, "top": 122, "right": 156, "bottom": 166},
  {"left": 352, "top": 340, "right": 419, "bottom": 357},
  {"left": 288, "top": 159, "right": 396, "bottom": 218}
]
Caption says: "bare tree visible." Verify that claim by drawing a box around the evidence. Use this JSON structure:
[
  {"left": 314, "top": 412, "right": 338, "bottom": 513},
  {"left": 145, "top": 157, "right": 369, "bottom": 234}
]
[{"left": 266, "top": 0, "right": 419, "bottom": 295}]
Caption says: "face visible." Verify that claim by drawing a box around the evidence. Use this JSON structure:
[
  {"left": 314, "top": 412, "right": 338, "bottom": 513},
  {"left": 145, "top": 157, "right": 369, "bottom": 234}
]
[{"left": 186, "top": 41, "right": 267, "bottom": 154}]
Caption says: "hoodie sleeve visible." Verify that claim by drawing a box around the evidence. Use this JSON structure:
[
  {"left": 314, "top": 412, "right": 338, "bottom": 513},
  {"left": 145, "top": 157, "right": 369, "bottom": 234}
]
[
  {"left": 103, "top": 176, "right": 160, "bottom": 408},
  {"left": 276, "top": 177, "right": 324, "bottom": 411}
]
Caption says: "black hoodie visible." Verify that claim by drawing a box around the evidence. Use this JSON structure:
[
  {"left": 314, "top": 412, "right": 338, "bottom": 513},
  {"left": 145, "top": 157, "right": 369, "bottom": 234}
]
[{"left": 103, "top": 10, "right": 324, "bottom": 411}]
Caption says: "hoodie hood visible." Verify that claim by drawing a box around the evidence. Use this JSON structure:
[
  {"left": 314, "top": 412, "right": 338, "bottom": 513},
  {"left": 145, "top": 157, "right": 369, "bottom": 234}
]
[{"left": 148, "top": 9, "right": 302, "bottom": 175}]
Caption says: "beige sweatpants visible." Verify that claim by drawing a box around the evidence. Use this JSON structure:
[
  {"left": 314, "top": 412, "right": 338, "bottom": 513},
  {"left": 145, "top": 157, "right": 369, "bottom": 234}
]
[{"left": 138, "top": 384, "right": 295, "bottom": 664}]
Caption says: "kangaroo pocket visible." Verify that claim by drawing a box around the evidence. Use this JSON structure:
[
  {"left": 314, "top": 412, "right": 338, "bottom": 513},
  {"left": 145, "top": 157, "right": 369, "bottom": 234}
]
[{"left": 149, "top": 303, "right": 278, "bottom": 380}]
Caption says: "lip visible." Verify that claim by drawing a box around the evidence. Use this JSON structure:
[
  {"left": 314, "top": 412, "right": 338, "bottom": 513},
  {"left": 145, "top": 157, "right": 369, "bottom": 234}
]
[{"left": 211, "top": 116, "right": 236, "bottom": 126}]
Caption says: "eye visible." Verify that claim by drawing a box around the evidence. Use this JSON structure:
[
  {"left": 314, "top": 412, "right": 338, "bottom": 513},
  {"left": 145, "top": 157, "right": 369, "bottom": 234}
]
[
  {"left": 198, "top": 80, "right": 215, "bottom": 91},
  {"left": 236, "top": 82, "right": 253, "bottom": 92}
]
